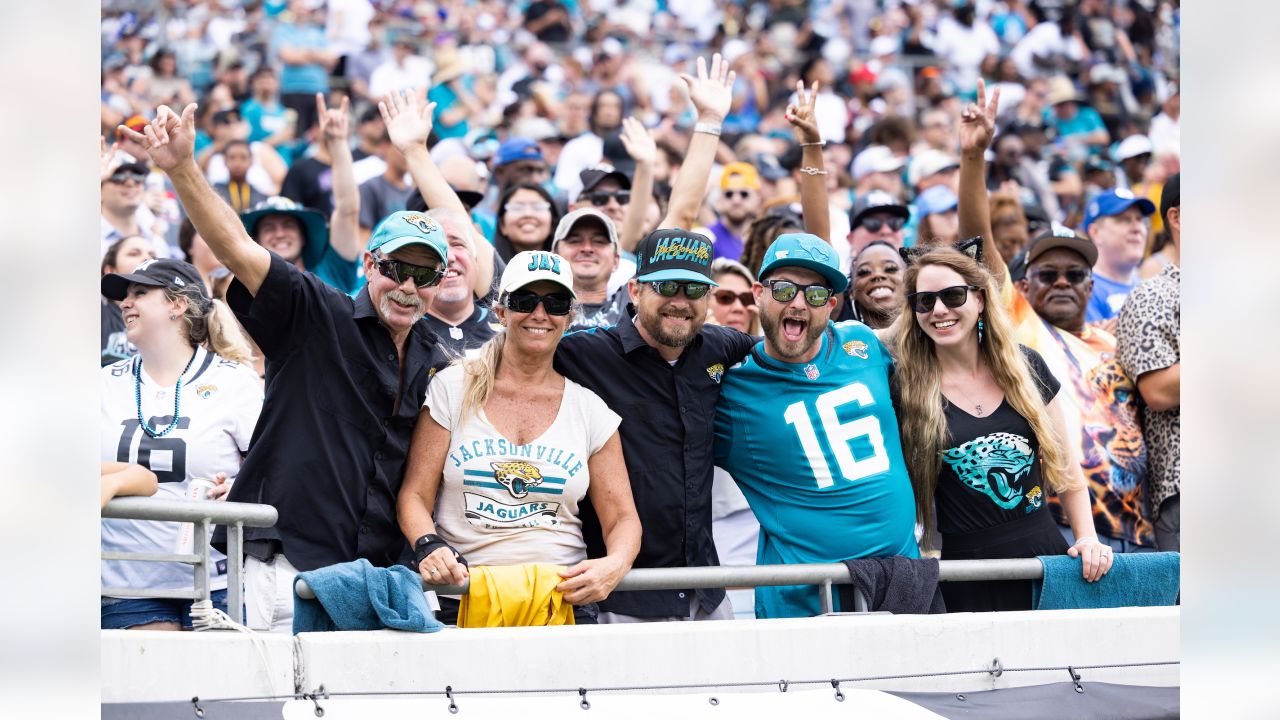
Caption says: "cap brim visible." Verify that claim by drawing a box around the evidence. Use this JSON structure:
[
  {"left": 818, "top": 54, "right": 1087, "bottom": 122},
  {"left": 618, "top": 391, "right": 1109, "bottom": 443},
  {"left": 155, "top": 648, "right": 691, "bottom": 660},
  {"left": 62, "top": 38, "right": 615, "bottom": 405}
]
[
  {"left": 635, "top": 268, "right": 718, "bottom": 286},
  {"left": 760, "top": 259, "right": 849, "bottom": 294},
  {"left": 377, "top": 235, "right": 448, "bottom": 261},
  {"left": 101, "top": 271, "right": 165, "bottom": 301},
  {"left": 505, "top": 275, "right": 578, "bottom": 300},
  {"left": 852, "top": 204, "right": 910, "bottom": 225},
  {"left": 583, "top": 171, "right": 631, "bottom": 193},
  {"left": 1026, "top": 236, "right": 1098, "bottom": 267},
  {"left": 455, "top": 190, "right": 484, "bottom": 210},
  {"left": 241, "top": 207, "right": 329, "bottom": 268}
]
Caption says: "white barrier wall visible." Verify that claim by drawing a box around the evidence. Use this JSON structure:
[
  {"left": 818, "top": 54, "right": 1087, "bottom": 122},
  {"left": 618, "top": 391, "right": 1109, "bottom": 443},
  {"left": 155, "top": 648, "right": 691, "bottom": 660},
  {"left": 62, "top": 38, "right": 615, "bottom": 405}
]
[{"left": 102, "top": 607, "right": 1178, "bottom": 703}]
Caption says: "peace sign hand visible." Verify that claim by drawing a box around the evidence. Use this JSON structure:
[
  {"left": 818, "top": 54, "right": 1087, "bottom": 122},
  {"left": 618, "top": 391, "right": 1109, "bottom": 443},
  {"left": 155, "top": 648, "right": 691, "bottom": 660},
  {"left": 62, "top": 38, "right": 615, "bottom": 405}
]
[
  {"left": 959, "top": 78, "right": 1000, "bottom": 158},
  {"left": 785, "top": 80, "right": 822, "bottom": 145}
]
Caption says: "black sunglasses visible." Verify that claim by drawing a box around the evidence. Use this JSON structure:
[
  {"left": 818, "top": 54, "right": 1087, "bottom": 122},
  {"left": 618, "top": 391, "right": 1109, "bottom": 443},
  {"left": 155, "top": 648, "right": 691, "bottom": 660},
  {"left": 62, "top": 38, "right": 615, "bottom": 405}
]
[
  {"left": 502, "top": 290, "right": 574, "bottom": 316},
  {"left": 1031, "top": 268, "right": 1091, "bottom": 285},
  {"left": 858, "top": 216, "right": 905, "bottom": 233},
  {"left": 907, "top": 284, "right": 980, "bottom": 314},
  {"left": 648, "top": 280, "right": 710, "bottom": 300},
  {"left": 586, "top": 190, "right": 630, "bottom": 206},
  {"left": 373, "top": 255, "right": 444, "bottom": 288},
  {"left": 109, "top": 171, "right": 147, "bottom": 185},
  {"left": 723, "top": 189, "right": 753, "bottom": 200},
  {"left": 712, "top": 288, "right": 754, "bottom": 306},
  {"left": 764, "top": 279, "right": 833, "bottom": 307}
]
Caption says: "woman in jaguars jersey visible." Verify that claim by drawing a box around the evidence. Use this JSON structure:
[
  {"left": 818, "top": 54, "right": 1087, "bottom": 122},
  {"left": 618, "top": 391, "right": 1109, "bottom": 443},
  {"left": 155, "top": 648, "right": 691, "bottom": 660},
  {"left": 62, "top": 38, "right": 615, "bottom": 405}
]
[
  {"left": 100, "top": 258, "right": 262, "bottom": 630},
  {"left": 891, "top": 247, "right": 1112, "bottom": 612},
  {"left": 399, "top": 251, "right": 640, "bottom": 626}
]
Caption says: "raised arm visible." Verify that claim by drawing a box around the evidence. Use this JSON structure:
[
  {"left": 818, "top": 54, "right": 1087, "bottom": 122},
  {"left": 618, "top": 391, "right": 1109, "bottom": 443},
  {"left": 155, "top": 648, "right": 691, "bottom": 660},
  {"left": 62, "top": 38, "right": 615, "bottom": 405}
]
[
  {"left": 119, "top": 105, "right": 271, "bottom": 294},
  {"left": 617, "top": 116, "right": 656, "bottom": 252},
  {"left": 318, "top": 93, "right": 361, "bottom": 261},
  {"left": 956, "top": 78, "right": 1007, "bottom": 282},
  {"left": 380, "top": 87, "right": 493, "bottom": 295},
  {"left": 661, "top": 54, "right": 735, "bottom": 230},
  {"left": 785, "top": 80, "right": 831, "bottom": 244}
]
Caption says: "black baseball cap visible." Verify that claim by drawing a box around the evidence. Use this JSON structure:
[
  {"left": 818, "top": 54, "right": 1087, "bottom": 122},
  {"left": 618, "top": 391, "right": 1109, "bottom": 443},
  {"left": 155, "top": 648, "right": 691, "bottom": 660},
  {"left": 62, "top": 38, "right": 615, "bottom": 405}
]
[
  {"left": 634, "top": 229, "right": 718, "bottom": 285},
  {"left": 580, "top": 167, "right": 631, "bottom": 195},
  {"left": 849, "top": 190, "right": 910, "bottom": 228},
  {"left": 102, "top": 258, "right": 210, "bottom": 303}
]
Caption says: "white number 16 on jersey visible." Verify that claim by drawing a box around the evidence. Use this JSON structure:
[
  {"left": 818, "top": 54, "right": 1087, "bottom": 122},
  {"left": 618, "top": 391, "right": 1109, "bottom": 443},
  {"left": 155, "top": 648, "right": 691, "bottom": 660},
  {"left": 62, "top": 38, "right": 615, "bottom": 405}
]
[{"left": 783, "top": 382, "right": 890, "bottom": 488}]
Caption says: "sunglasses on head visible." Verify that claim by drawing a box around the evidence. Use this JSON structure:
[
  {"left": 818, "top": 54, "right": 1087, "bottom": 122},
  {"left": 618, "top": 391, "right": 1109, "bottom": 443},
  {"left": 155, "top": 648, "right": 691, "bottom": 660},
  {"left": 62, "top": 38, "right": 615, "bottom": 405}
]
[
  {"left": 648, "top": 280, "right": 710, "bottom": 300},
  {"left": 764, "top": 279, "right": 833, "bottom": 307},
  {"left": 586, "top": 190, "right": 630, "bottom": 206},
  {"left": 1030, "top": 267, "right": 1091, "bottom": 285},
  {"left": 109, "top": 170, "right": 146, "bottom": 185},
  {"left": 858, "top": 216, "right": 905, "bottom": 233},
  {"left": 907, "top": 284, "right": 980, "bottom": 314},
  {"left": 372, "top": 255, "right": 444, "bottom": 288},
  {"left": 712, "top": 288, "right": 754, "bottom": 307},
  {"left": 502, "top": 290, "right": 574, "bottom": 316}
]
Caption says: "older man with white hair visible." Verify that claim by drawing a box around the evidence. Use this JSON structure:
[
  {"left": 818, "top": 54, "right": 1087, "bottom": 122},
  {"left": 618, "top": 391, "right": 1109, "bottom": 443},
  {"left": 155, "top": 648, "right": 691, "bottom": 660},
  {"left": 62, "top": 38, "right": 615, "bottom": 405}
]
[{"left": 419, "top": 208, "right": 498, "bottom": 356}]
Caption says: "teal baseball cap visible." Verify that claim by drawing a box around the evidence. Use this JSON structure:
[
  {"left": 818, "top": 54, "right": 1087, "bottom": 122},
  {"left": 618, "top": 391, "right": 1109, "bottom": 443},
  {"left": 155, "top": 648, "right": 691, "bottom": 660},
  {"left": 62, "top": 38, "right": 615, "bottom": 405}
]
[
  {"left": 367, "top": 211, "right": 449, "bottom": 263},
  {"left": 758, "top": 233, "right": 849, "bottom": 293}
]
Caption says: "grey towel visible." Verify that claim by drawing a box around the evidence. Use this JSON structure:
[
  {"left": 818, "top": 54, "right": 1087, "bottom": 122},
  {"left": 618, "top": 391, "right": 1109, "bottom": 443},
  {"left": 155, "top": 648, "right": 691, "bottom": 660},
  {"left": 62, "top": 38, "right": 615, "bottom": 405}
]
[{"left": 840, "top": 556, "right": 946, "bottom": 614}]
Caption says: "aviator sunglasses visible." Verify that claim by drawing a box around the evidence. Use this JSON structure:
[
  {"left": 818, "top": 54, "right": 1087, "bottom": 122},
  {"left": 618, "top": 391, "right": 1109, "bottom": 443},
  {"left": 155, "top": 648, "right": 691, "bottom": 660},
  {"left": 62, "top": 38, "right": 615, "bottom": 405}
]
[
  {"left": 372, "top": 255, "right": 444, "bottom": 289},
  {"left": 502, "top": 290, "right": 574, "bottom": 316},
  {"left": 763, "top": 279, "right": 833, "bottom": 307},
  {"left": 907, "top": 284, "right": 980, "bottom": 314}
]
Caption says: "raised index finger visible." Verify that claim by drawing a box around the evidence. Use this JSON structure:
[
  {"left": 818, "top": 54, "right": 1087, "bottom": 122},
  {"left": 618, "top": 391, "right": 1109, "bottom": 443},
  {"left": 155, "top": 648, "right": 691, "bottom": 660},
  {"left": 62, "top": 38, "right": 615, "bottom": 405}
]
[{"left": 975, "top": 78, "right": 986, "bottom": 113}]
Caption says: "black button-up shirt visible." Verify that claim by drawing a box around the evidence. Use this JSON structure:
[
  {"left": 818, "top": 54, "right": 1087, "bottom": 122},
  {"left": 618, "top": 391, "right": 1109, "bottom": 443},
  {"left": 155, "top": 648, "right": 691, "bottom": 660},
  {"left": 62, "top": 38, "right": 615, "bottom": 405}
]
[
  {"left": 554, "top": 310, "right": 755, "bottom": 617},
  {"left": 214, "top": 254, "right": 451, "bottom": 571}
]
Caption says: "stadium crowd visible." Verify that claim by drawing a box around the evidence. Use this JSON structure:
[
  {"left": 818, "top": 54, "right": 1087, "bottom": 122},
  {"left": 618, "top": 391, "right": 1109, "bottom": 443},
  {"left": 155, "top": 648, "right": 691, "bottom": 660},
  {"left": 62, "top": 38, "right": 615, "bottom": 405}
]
[{"left": 99, "top": 0, "right": 1180, "bottom": 629}]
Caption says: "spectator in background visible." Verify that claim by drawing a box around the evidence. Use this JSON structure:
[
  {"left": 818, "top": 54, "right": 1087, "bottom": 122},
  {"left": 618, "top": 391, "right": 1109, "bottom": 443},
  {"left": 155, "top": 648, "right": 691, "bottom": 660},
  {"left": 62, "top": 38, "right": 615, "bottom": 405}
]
[
  {"left": 572, "top": 167, "right": 631, "bottom": 230},
  {"left": 915, "top": 108, "right": 958, "bottom": 154},
  {"left": 795, "top": 57, "right": 847, "bottom": 143},
  {"left": 850, "top": 145, "right": 906, "bottom": 202},
  {"left": 270, "top": 0, "right": 335, "bottom": 134},
  {"left": 492, "top": 138, "right": 551, "bottom": 193},
  {"left": 101, "top": 153, "right": 169, "bottom": 260},
  {"left": 418, "top": 208, "right": 498, "bottom": 357},
  {"left": 344, "top": 15, "right": 389, "bottom": 105},
  {"left": 707, "top": 163, "right": 762, "bottom": 262},
  {"left": 846, "top": 191, "right": 910, "bottom": 257},
  {"left": 145, "top": 49, "right": 196, "bottom": 108},
  {"left": 428, "top": 47, "right": 483, "bottom": 141},
  {"left": 525, "top": 0, "right": 574, "bottom": 44},
  {"left": 1043, "top": 76, "right": 1110, "bottom": 161},
  {"left": 739, "top": 210, "right": 804, "bottom": 286},
  {"left": 986, "top": 129, "right": 1058, "bottom": 220},
  {"left": 176, "top": 218, "right": 227, "bottom": 297},
  {"left": 100, "top": 235, "right": 157, "bottom": 366},
  {"left": 1084, "top": 189, "right": 1155, "bottom": 324},
  {"left": 493, "top": 183, "right": 560, "bottom": 263},
  {"left": 199, "top": 107, "right": 287, "bottom": 198},
  {"left": 555, "top": 89, "right": 625, "bottom": 198},
  {"left": 240, "top": 67, "right": 296, "bottom": 163},
  {"left": 914, "top": 185, "right": 961, "bottom": 248},
  {"left": 707, "top": 258, "right": 760, "bottom": 336},
  {"left": 1148, "top": 90, "right": 1180, "bottom": 158},
  {"left": 212, "top": 139, "right": 268, "bottom": 214},
  {"left": 909, "top": 150, "right": 961, "bottom": 196},
  {"left": 551, "top": 209, "right": 629, "bottom": 332},
  {"left": 357, "top": 131, "right": 413, "bottom": 246},
  {"left": 989, "top": 191, "right": 1030, "bottom": 262},
  {"left": 368, "top": 33, "right": 431, "bottom": 100},
  {"left": 931, "top": 1, "right": 999, "bottom": 99},
  {"left": 1117, "top": 173, "right": 1179, "bottom": 552}
]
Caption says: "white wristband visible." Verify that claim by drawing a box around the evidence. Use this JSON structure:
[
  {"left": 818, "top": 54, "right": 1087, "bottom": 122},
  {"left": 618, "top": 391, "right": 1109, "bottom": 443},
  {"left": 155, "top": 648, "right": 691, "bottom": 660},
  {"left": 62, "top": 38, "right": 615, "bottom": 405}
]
[{"left": 694, "top": 122, "right": 722, "bottom": 137}]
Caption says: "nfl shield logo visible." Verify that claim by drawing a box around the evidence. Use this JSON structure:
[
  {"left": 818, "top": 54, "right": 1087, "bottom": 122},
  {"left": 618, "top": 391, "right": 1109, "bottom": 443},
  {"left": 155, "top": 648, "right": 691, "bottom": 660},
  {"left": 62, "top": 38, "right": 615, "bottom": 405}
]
[{"left": 804, "top": 364, "right": 820, "bottom": 381}]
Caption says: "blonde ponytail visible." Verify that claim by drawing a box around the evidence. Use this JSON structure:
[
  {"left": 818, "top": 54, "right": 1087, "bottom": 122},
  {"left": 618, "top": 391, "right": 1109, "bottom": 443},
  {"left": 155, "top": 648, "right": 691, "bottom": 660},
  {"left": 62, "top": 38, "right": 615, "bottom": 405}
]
[{"left": 205, "top": 299, "right": 256, "bottom": 366}]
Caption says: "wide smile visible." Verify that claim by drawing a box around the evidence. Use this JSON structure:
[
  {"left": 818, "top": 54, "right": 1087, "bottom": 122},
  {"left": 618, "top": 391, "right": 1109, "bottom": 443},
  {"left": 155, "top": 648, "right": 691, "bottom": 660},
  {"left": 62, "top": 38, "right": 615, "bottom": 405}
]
[
  {"left": 931, "top": 319, "right": 959, "bottom": 330},
  {"left": 781, "top": 315, "right": 808, "bottom": 342},
  {"left": 867, "top": 286, "right": 895, "bottom": 300}
]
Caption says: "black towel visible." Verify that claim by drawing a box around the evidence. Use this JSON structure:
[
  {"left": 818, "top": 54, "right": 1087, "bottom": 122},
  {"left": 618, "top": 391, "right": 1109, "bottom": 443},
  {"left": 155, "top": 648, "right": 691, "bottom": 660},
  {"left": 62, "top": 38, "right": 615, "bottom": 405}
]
[{"left": 839, "top": 556, "right": 946, "bottom": 614}]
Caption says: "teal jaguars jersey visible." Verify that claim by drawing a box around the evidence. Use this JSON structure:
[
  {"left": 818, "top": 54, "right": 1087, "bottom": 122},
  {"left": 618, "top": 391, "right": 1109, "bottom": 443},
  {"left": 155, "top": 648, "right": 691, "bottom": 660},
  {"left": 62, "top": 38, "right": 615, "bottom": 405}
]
[{"left": 713, "top": 321, "right": 919, "bottom": 618}]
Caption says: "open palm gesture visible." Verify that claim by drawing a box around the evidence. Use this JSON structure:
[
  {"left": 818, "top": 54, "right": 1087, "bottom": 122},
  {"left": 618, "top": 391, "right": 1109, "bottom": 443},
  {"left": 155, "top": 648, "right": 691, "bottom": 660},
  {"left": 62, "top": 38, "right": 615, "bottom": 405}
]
[
  {"left": 785, "top": 80, "right": 821, "bottom": 144},
  {"left": 379, "top": 87, "right": 437, "bottom": 153},
  {"left": 959, "top": 78, "right": 1000, "bottom": 156},
  {"left": 680, "top": 53, "right": 736, "bottom": 123},
  {"left": 618, "top": 116, "right": 656, "bottom": 165},
  {"left": 117, "top": 103, "right": 198, "bottom": 172}
]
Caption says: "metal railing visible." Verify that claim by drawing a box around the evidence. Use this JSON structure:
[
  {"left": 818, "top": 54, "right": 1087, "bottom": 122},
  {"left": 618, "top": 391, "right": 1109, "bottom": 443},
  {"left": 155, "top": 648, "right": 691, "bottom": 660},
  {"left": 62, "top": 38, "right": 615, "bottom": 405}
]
[
  {"left": 295, "top": 559, "right": 1045, "bottom": 615},
  {"left": 101, "top": 497, "right": 279, "bottom": 625}
]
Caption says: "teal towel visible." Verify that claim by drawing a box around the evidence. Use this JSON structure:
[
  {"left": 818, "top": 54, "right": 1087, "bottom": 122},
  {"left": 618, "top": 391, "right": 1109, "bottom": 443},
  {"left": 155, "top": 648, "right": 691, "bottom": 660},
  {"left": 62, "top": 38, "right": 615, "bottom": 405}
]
[
  {"left": 293, "top": 558, "right": 444, "bottom": 634},
  {"left": 1032, "top": 552, "right": 1179, "bottom": 610}
]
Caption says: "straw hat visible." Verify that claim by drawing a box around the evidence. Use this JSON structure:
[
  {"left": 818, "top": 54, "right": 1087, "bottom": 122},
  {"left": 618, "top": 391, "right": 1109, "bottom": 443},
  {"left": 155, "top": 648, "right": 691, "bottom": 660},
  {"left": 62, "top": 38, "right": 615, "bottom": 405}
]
[{"left": 1044, "top": 76, "right": 1081, "bottom": 106}]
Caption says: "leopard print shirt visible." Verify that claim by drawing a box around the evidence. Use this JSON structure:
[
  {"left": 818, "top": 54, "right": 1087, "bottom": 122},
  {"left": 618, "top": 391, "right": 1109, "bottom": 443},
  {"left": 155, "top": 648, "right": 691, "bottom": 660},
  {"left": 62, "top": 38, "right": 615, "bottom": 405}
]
[{"left": 1116, "top": 264, "right": 1180, "bottom": 519}]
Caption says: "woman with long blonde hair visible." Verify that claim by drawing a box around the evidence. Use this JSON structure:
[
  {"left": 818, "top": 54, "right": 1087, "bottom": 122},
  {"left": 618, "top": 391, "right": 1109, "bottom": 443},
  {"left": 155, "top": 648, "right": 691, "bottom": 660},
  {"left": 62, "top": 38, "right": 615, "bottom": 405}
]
[{"left": 890, "top": 246, "right": 1112, "bottom": 612}]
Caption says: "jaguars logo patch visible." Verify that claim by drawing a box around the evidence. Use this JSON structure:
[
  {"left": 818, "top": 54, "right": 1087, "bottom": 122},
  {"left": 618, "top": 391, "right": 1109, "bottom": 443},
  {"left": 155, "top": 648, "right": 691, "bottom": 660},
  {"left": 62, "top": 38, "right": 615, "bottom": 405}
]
[
  {"left": 706, "top": 363, "right": 724, "bottom": 384},
  {"left": 843, "top": 340, "right": 869, "bottom": 359},
  {"left": 402, "top": 213, "right": 440, "bottom": 235},
  {"left": 1025, "top": 486, "right": 1043, "bottom": 512},
  {"left": 428, "top": 367, "right": 438, "bottom": 380},
  {"left": 195, "top": 384, "right": 217, "bottom": 399},
  {"left": 491, "top": 461, "right": 544, "bottom": 499}
]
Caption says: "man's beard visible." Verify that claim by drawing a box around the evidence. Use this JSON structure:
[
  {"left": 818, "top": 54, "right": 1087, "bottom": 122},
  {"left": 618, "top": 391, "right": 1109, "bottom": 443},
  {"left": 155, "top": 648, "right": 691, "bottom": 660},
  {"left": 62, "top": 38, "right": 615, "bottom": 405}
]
[
  {"left": 638, "top": 304, "right": 701, "bottom": 349},
  {"left": 760, "top": 308, "right": 826, "bottom": 360},
  {"left": 380, "top": 288, "right": 426, "bottom": 324}
]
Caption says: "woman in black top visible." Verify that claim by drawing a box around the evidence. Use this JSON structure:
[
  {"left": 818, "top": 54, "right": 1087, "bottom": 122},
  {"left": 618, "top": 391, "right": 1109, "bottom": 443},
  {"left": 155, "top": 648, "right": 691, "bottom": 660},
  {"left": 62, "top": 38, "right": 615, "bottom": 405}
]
[{"left": 891, "top": 247, "right": 1112, "bottom": 612}]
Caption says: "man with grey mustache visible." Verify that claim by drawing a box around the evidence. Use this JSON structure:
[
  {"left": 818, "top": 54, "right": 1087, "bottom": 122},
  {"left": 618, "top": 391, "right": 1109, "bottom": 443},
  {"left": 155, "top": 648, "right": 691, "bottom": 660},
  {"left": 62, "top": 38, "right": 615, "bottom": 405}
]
[{"left": 119, "top": 103, "right": 454, "bottom": 632}]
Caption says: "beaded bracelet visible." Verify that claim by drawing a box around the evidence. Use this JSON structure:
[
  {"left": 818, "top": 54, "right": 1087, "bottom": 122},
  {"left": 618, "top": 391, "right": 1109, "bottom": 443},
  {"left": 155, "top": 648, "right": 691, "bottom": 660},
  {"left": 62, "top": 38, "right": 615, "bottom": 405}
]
[{"left": 798, "top": 166, "right": 828, "bottom": 175}]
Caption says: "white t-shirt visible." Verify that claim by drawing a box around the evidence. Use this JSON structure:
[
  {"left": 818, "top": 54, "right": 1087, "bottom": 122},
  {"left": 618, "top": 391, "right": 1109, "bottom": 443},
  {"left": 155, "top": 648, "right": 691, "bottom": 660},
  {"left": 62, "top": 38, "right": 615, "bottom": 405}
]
[
  {"left": 100, "top": 346, "right": 263, "bottom": 593},
  {"left": 425, "top": 364, "right": 621, "bottom": 567}
]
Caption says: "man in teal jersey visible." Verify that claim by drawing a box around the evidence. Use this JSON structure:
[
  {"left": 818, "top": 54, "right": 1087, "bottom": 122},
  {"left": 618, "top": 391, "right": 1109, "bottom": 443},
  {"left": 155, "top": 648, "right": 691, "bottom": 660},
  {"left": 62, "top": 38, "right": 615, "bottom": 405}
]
[{"left": 713, "top": 233, "right": 919, "bottom": 618}]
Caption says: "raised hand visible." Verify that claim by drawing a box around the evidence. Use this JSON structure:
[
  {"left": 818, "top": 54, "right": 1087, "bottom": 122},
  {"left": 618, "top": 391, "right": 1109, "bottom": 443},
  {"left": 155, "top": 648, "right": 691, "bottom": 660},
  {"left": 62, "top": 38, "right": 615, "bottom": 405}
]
[
  {"left": 100, "top": 135, "right": 121, "bottom": 181},
  {"left": 680, "top": 53, "right": 736, "bottom": 123},
  {"left": 316, "top": 92, "right": 351, "bottom": 144},
  {"left": 117, "top": 103, "right": 198, "bottom": 172},
  {"left": 379, "top": 87, "right": 437, "bottom": 153},
  {"left": 618, "top": 116, "right": 656, "bottom": 165},
  {"left": 785, "top": 80, "right": 822, "bottom": 144},
  {"left": 959, "top": 78, "right": 1000, "bottom": 157}
]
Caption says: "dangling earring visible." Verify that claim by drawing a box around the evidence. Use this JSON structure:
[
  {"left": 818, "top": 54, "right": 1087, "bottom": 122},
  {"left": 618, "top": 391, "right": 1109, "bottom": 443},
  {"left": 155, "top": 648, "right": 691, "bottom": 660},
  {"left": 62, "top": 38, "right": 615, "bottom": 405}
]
[
  {"left": 169, "top": 314, "right": 179, "bottom": 321},
  {"left": 977, "top": 318, "right": 985, "bottom": 345}
]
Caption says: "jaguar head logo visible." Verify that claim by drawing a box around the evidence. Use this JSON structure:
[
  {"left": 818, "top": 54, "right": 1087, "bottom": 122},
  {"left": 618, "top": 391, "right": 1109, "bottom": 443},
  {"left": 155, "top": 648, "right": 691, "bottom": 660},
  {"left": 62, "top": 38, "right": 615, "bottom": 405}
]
[
  {"left": 490, "top": 461, "right": 544, "bottom": 499},
  {"left": 943, "top": 432, "right": 1036, "bottom": 510},
  {"left": 706, "top": 363, "right": 724, "bottom": 384},
  {"left": 843, "top": 340, "right": 868, "bottom": 359}
]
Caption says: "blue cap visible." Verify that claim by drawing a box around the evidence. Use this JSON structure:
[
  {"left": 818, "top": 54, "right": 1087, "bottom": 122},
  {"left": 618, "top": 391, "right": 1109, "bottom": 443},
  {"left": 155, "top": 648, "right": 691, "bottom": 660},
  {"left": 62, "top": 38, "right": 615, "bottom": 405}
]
[
  {"left": 367, "top": 211, "right": 449, "bottom": 263},
  {"left": 915, "top": 185, "right": 959, "bottom": 217},
  {"left": 758, "top": 233, "right": 849, "bottom": 293},
  {"left": 1084, "top": 188, "right": 1156, "bottom": 230},
  {"left": 494, "top": 137, "right": 544, "bottom": 168}
]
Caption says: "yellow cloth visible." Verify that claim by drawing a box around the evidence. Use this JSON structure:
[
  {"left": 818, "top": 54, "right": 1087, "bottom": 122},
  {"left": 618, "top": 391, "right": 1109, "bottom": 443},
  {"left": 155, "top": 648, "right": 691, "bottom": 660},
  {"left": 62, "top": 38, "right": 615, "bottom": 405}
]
[{"left": 458, "top": 564, "right": 576, "bottom": 628}]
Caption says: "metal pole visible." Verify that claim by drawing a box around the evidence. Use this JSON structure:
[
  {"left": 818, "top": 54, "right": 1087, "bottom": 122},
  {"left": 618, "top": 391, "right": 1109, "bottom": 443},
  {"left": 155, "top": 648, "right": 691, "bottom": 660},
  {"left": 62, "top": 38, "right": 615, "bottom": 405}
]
[
  {"left": 193, "top": 519, "right": 210, "bottom": 609},
  {"left": 819, "top": 579, "right": 834, "bottom": 615},
  {"left": 853, "top": 588, "right": 870, "bottom": 613},
  {"left": 227, "top": 521, "right": 244, "bottom": 625}
]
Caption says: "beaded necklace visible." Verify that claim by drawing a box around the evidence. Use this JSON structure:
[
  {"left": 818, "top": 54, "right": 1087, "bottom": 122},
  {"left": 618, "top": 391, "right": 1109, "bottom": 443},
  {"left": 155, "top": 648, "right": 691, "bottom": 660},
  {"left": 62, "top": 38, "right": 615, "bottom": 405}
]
[{"left": 134, "top": 349, "right": 197, "bottom": 438}]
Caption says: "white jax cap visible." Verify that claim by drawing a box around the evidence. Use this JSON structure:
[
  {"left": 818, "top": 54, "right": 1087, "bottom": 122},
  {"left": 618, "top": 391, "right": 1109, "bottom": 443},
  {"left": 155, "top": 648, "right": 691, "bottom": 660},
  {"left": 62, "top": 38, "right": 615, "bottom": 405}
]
[{"left": 500, "top": 251, "right": 578, "bottom": 300}]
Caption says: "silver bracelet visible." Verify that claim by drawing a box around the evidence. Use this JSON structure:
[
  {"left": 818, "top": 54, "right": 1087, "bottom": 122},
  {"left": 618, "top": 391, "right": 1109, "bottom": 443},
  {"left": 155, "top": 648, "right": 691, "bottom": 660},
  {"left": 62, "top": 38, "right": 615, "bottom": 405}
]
[
  {"left": 799, "top": 140, "right": 826, "bottom": 147},
  {"left": 798, "top": 166, "right": 828, "bottom": 175},
  {"left": 693, "top": 121, "right": 722, "bottom": 137}
]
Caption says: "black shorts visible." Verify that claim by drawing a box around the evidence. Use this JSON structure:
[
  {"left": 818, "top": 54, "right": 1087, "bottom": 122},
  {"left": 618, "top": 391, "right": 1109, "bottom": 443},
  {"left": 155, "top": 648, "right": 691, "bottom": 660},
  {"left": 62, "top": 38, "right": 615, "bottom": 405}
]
[{"left": 940, "top": 509, "right": 1069, "bottom": 612}]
